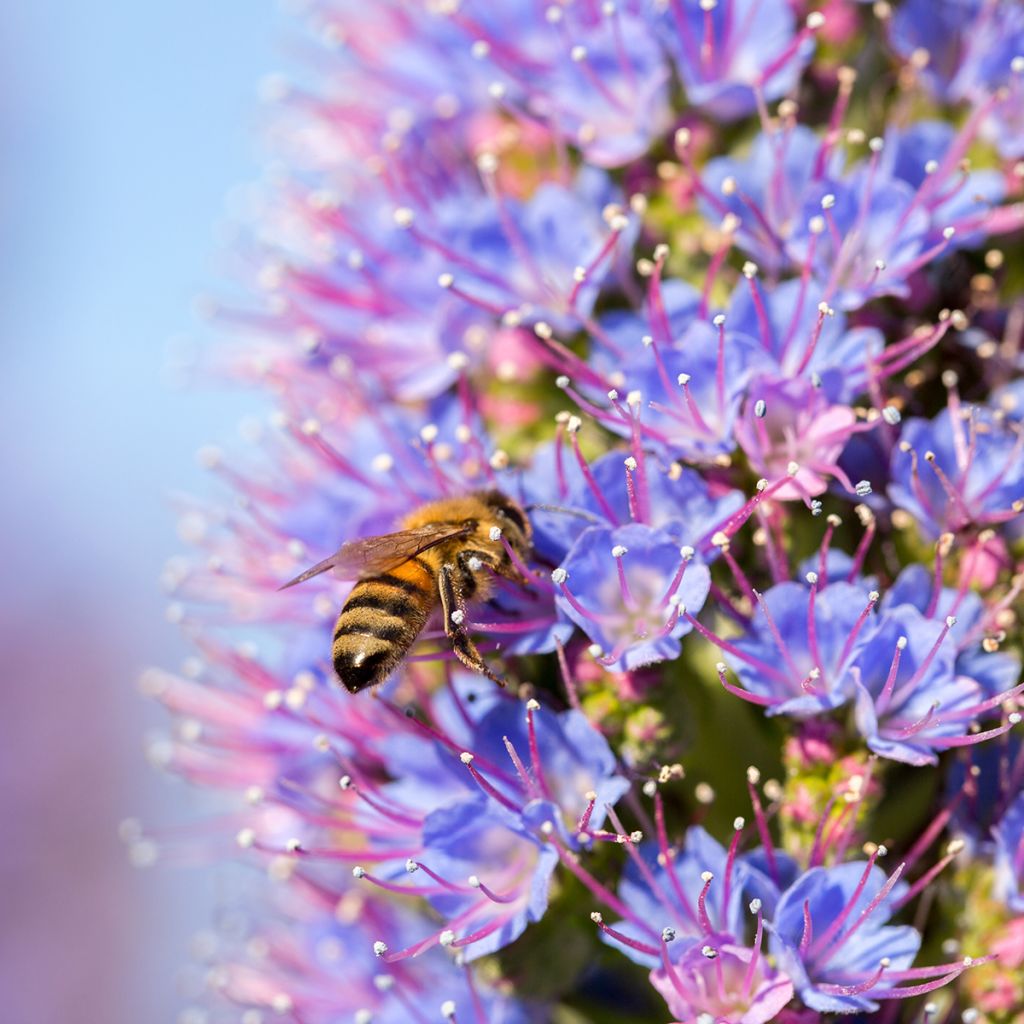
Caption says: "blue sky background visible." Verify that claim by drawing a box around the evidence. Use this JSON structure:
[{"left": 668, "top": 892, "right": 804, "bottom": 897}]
[{"left": 1, "top": 3, "right": 292, "bottom": 1020}]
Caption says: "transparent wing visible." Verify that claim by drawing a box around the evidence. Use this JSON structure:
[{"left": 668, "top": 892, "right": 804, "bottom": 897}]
[{"left": 278, "top": 522, "right": 473, "bottom": 589}]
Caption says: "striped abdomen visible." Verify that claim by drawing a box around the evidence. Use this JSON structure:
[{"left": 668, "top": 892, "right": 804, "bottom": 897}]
[{"left": 331, "top": 558, "right": 436, "bottom": 693}]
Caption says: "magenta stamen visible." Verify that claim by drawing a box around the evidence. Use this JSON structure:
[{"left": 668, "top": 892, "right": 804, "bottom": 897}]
[
  {"left": 798, "top": 899, "right": 814, "bottom": 956},
  {"left": 595, "top": 917, "right": 662, "bottom": 958},
  {"left": 718, "top": 664, "right": 777, "bottom": 707},
  {"left": 658, "top": 934, "right": 691, "bottom": 1002},
  {"left": 834, "top": 592, "right": 879, "bottom": 670},
  {"left": 820, "top": 960, "right": 888, "bottom": 996},
  {"left": 808, "top": 795, "right": 839, "bottom": 869},
  {"left": 502, "top": 734, "right": 538, "bottom": 797},
  {"left": 359, "top": 868, "right": 466, "bottom": 898},
  {"left": 660, "top": 554, "right": 692, "bottom": 608},
  {"left": 577, "top": 795, "right": 597, "bottom": 834},
  {"left": 554, "top": 637, "right": 581, "bottom": 711},
  {"left": 721, "top": 822, "right": 743, "bottom": 917},
  {"left": 745, "top": 274, "right": 774, "bottom": 351},
  {"left": 874, "top": 642, "right": 905, "bottom": 716},
  {"left": 525, "top": 705, "right": 557, "bottom": 803},
  {"left": 557, "top": 577, "right": 614, "bottom": 624},
  {"left": 696, "top": 875, "right": 715, "bottom": 935},
  {"left": 464, "top": 760, "right": 524, "bottom": 814},
  {"left": 568, "top": 430, "right": 621, "bottom": 524},
  {"left": 683, "top": 612, "right": 791, "bottom": 684},
  {"left": 655, "top": 794, "right": 702, "bottom": 929},
  {"left": 568, "top": 225, "right": 625, "bottom": 309},
  {"left": 753, "top": 590, "right": 806, "bottom": 684},
  {"left": 929, "top": 717, "right": 1021, "bottom": 749},
  {"left": 614, "top": 554, "right": 638, "bottom": 611},
  {"left": 794, "top": 306, "right": 829, "bottom": 377},
  {"left": 552, "top": 835, "right": 660, "bottom": 936},
  {"left": 887, "top": 619, "right": 954, "bottom": 709},
  {"left": 451, "top": 918, "right": 507, "bottom": 949},
  {"left": 720, "top": 548, "right": 761, "bottom": 602},
  {"left": 808, "top": 851, "right": 879, "bottom": 957},
  {"left": 935, "top": 681, "right": 1024, "bottom": 722},
  {"left": 823, "top": 862, "right": 906, "bottom": 962}
]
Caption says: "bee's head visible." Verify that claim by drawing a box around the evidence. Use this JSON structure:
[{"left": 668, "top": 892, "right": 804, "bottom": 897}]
[{"left": 477, "top": 489, "right": 532, "bottom": 555}]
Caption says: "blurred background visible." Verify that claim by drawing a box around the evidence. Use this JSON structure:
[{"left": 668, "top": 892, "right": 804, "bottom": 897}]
[{"left": 0, "top": 3, "right": 289, "bottom": 1021}]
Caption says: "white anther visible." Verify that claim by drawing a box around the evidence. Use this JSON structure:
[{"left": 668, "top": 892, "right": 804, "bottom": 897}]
[
  {"left": 439, "top": 930, "right": 456, "bottom": 947},
  {"left": 806, "top": 10, "right": 825, "bottom": 28},
  {"left": 754, "top": 399, "right": 766, "bottom": 418},
  {"left": 611, "top": 545, "right": 628, "bottom": 558},
  {"left": 809, "top": 215, "right": 825, "bottom": 234},
  {"left": 393, "top": 207, "right": 414, "bottom": 228},
  {"left": 352, "top": 866, "right": 366, "bottom": 878},
  {"left": 712, "top": 313, "right": 726, "bottom": 327},
  {"left": 460, "top": 751, "right": 474, "bottom": 764},
  {"left": 821, "top": 194, "right": 836, "bottom": 210},
  {"left": 742, "top": 260, "right": 759, "bottom": 278},
  {"left": 624, "top": 456, "right": 638, "bottom": 471},
  {"left": 680, "top": 545, "right": 694, "bottom": 560},
  {"left": 488, "top": 526, "right": 502, "bottom": 541},
  {"left": 677, "top": 372, "right": 691, "bottom": 386},
  {"left": 551, "top": 567, "right": 568, "bottom": 584},
  {"left": 806, "top": 571, "right": 819, "bottom": 585},
  {"left": 236, "top": 828, "right": 255, "bottom": 849},
  {"left": 373, "top": 941, "right": 388, "bottom": 957},
  {"left": 526, "top": 698, "right": 541, "bottom": 711}
]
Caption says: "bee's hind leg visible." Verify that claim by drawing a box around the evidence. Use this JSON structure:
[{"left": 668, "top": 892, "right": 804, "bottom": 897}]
[{"left": 438, "top": 562, "right": 506, "bottom": 687}]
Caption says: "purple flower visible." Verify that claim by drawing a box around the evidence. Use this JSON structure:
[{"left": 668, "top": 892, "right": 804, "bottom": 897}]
[
  {"left": 769, "top": 860, "right": 920, "bottom": 1013},
  {"left": 888, "top": 400, "right": 1024, "bottom": 539},
  {"left": 554, "top": 523, "right": 711, "bottom": 670},
  {"left": 650, "top": 939, "right": 794, "bottom": 1024},
  {"left": 654, "top": 0, "right": 819, "bottom": 121},
  {"left": 888, "top": 0, "right": 1024, "bottom": 158},
  {"left": 993, "top": 792, "right": 1024, "bottom": 913},
  {"left": 347, "top": 690, "right": 629, "bottom": 961},
  {"left": 700, "top": 119, "right": 1014, "bottom": 309},
  {"left": 603, "top": 826, "right": 760, "bottom": 968},
  {"left": 724, "top": 579, "right": 879, "bottom": 717},
  {"left": 884, "top": 564, "right": 1022, "bottom": 700},
  {"left": 203, "top": 891, "right": 539, "bottom": 1024}
]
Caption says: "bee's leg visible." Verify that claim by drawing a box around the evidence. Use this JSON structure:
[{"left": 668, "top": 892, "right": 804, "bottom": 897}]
[{"left": 438, "top": 562, "right": 506, "bottom": 687}]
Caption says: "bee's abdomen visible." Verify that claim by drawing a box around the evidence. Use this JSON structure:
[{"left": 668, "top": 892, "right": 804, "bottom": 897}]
[{"left": 331, "top": 562, "right": 434, "bottom": 693}]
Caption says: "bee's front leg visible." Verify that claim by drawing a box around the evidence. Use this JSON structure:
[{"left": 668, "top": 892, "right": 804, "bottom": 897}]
[{"left": 437, "top": 562, "right": 506, "bottom": 687}]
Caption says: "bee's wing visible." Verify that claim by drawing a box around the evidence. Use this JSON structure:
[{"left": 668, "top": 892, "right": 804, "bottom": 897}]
[{"left": 278, "top": 522, "right": 474, "bottom": 590}]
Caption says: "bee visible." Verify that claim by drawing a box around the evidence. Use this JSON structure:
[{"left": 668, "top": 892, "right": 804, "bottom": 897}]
[{"left": 280, "top": 490, "right": 533, "bottom": 693}]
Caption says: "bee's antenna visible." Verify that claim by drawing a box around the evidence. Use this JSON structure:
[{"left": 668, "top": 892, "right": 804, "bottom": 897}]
[{"left": 524, "top": 503, "right": 602, "bottom": 523}]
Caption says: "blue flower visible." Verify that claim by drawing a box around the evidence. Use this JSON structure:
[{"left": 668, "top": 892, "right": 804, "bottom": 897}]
[
  {"left": 605, "top": 826, "right": 768, "bottom": 968},
  {"left": 725, "top": 580, "right": 879, "bottom": 716},
  {"left": 888, "top": 402, "right": 1024, "bottom": 539},
  {"left": 653, "top": 0, "right": 817, "bottom": 121},
  {"left": 769, "top": 861, "right": 919, "bottom": 1014},
  {"left": 555, "top": 522, "right": 711, "bottom": 670}
]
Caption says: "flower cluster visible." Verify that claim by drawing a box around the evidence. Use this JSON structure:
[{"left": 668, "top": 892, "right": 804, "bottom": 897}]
[{"left": 143, "top": 2, "right": 1024, "bottom": 1022}]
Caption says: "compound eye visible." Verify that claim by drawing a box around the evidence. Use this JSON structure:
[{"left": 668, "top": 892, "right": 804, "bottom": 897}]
[{"left": 498, "top": 504, "right": 527, "bottom": 533}]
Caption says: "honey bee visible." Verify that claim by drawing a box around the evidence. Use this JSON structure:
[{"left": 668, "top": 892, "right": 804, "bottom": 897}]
[{"left": 280, "top": 490, "right": 533, "bottom": 693}]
